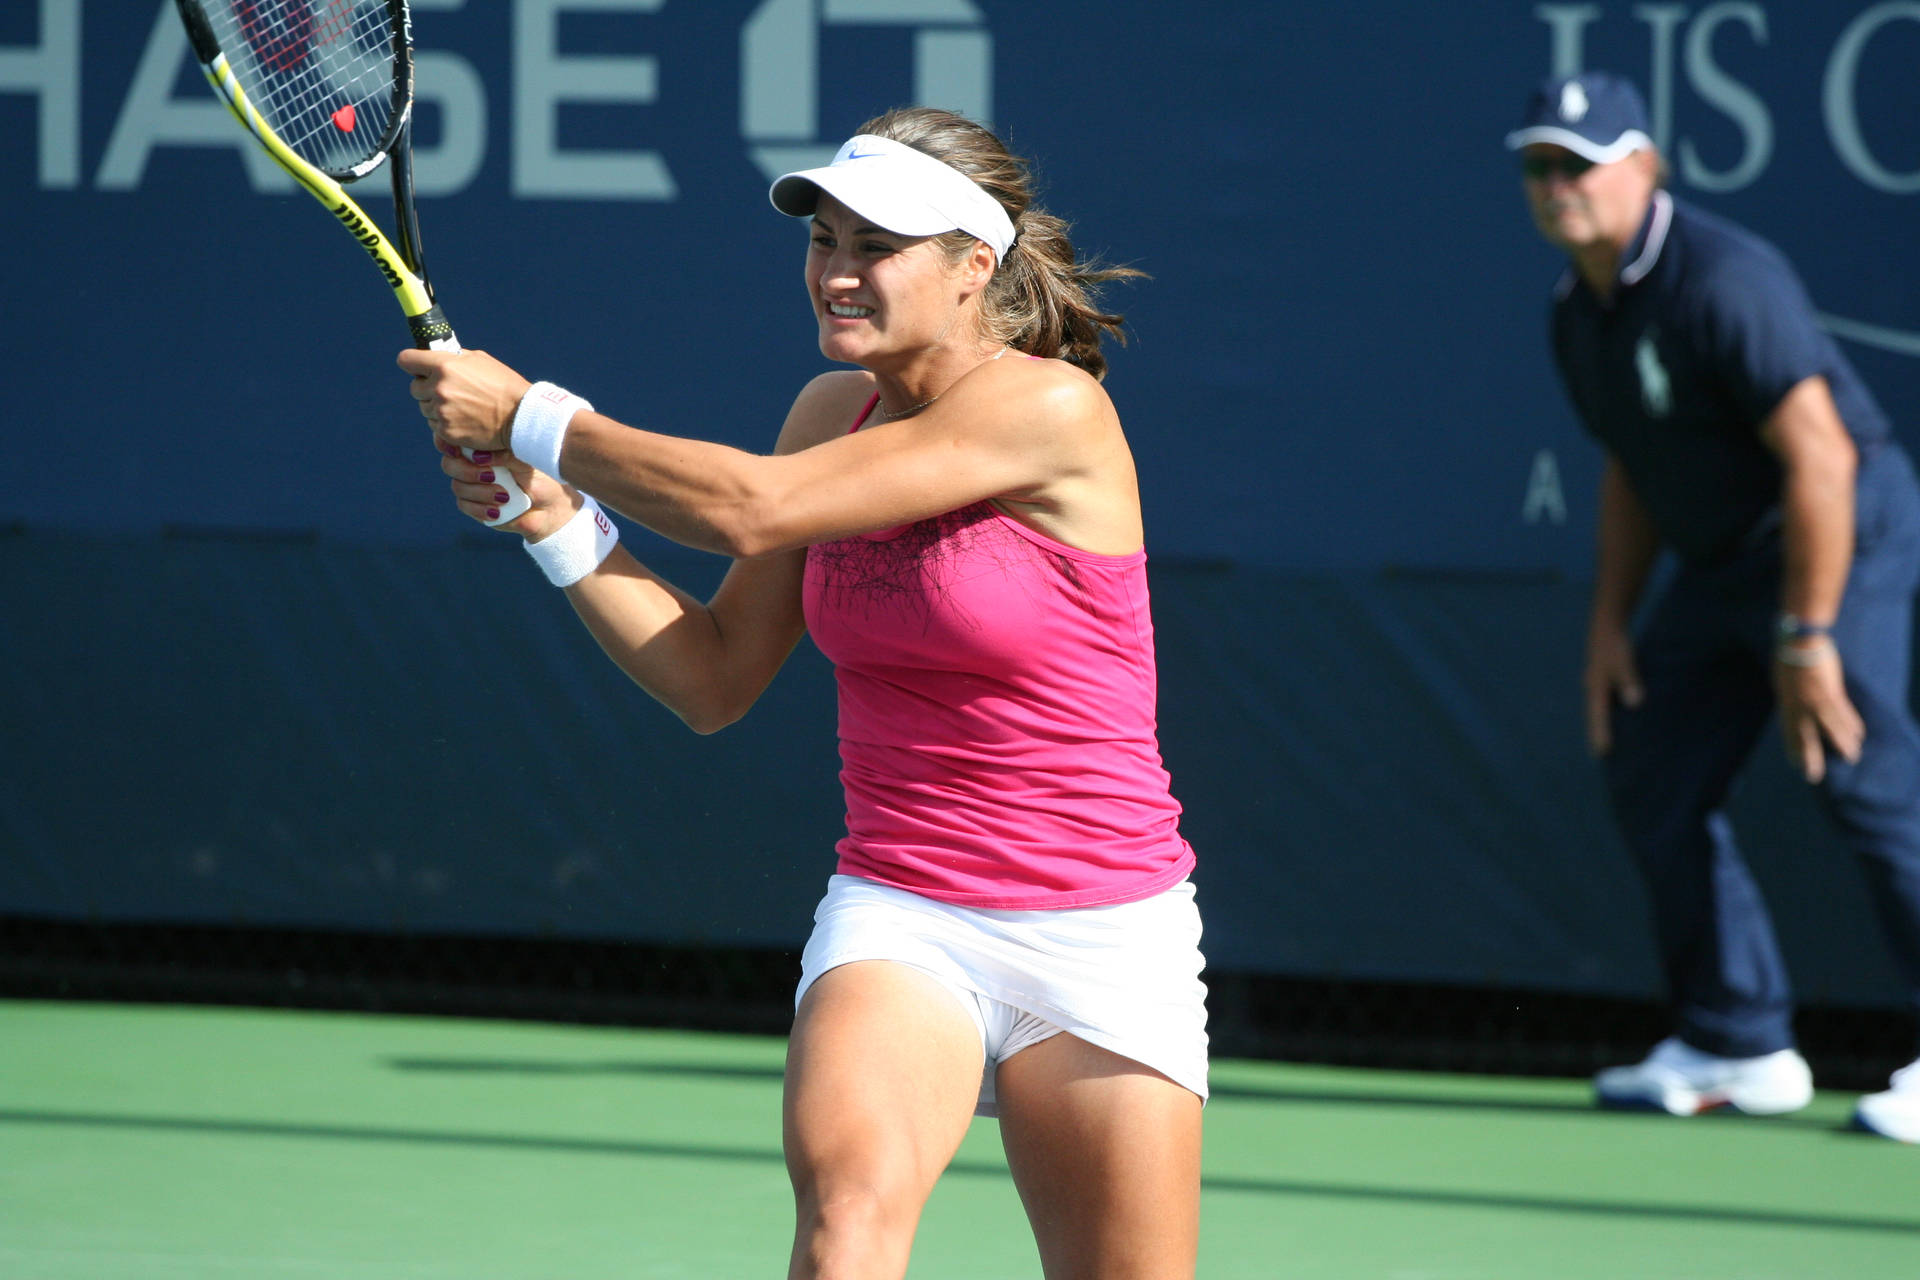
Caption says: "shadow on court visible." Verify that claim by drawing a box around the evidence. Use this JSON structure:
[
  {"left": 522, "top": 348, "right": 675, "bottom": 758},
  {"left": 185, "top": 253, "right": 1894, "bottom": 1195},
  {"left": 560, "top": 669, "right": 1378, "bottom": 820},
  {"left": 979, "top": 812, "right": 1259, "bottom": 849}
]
[
  {"left": 382, "top": 1055, "right": 1832, "bottom": 1127},
  {"left": 383, "top": 1055, "right": 787, "bottom": 1081},
  {"left": 378, "top": 1055, "right": 1606, "bottom": 1114},
  {"left": 5, "top": 1105, "right": 1914, "bottom": 1239},
  {"left": 1211, "top": 1079, "right": 1602, "bottom": 1114}
]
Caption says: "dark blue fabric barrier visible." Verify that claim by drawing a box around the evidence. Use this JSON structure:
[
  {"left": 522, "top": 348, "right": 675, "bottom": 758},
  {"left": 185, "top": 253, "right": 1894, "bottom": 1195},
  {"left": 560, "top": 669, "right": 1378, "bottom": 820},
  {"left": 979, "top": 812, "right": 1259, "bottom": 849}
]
[{"left": 3, "top": 532, "right": 1907, "bottom": 1008}]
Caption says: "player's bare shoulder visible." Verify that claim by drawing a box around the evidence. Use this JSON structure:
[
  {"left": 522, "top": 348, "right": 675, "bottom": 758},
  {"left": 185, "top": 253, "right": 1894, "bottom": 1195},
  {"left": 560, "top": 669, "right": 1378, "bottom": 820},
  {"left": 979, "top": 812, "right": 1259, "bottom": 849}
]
[
  {"left": 963, "top": 352, "right": 1122, "bottom": 458},
  {"left": 775, "top": 370, "right": 878, "bottom": 455},
  {"left": 979, "top": 350, "right": 1105, "bottom": 401}
]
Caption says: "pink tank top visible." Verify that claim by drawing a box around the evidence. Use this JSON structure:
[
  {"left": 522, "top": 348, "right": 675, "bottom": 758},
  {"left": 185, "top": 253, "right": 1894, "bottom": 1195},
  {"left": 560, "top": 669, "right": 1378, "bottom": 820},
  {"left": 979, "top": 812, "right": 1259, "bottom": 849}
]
[{"left": 801, "top": 394, "right": 1194, "bottom": 909}]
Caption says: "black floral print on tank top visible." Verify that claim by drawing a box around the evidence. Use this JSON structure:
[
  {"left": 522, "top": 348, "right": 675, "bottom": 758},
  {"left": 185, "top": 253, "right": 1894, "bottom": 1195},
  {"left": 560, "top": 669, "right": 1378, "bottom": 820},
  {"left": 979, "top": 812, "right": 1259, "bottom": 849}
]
[{"left": 807, "top": 501, "right": 1090, "bottom": 635}]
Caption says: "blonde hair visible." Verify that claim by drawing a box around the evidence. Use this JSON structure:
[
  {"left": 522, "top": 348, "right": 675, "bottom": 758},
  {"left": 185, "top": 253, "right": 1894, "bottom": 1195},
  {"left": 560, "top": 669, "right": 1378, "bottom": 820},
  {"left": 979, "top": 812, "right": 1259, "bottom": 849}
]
[{"left": 858, "top": 107, "right": 1145, "bottom": 381}]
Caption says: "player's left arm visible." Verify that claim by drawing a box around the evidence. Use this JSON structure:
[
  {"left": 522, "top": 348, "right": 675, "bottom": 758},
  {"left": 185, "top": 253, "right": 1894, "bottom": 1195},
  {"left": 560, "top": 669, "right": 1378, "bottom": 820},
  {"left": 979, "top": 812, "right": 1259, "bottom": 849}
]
[
  {"left": 405, "top": 348, "right": 1115, "bottom": 556},
  {"left": 1759, "top": 374, "right": 1863, "bottom": 782}
]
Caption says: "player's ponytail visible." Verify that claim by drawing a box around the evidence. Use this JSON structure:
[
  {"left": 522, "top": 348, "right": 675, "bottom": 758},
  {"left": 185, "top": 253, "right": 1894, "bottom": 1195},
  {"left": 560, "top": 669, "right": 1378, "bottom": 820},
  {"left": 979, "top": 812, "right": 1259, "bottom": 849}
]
[{"left": 859, "top": 107, "right": 1145, "bottom": 381}]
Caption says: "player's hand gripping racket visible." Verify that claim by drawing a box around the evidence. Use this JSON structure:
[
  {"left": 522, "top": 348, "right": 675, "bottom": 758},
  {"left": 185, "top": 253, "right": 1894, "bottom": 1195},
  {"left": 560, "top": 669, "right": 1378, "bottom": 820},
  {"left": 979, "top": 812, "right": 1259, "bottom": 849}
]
[{"left": 174, "top": 0, "right": 531, "bottom": 524}]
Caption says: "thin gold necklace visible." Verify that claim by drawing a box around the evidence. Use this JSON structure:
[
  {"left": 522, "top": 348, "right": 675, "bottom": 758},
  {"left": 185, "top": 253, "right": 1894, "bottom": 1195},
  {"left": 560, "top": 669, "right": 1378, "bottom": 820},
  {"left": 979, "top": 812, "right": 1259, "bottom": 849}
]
[
  {"left": 877, "top": 393, "right": 937, "bottom": 421},
  {"left": 877, "top": 347, "right": 1009, "bottom": 421}
]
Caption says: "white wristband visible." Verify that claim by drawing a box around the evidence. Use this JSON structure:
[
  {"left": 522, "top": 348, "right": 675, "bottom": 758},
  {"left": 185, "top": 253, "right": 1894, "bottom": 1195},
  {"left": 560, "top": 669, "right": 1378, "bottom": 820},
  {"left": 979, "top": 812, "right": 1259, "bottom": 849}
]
[
  {"left": 510, "top": 382, "right": 593, "bottom": 482},
  {"left": 524, "top": 495, "right": 619, "bottom": 587}
]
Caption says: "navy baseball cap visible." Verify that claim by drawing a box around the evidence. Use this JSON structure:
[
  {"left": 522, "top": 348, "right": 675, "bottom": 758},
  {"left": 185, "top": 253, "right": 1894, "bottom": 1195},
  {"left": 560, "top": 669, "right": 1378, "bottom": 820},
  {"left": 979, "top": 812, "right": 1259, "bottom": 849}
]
[{"left": 1505, "top": 71, "right": 1654, "bottom": 162}]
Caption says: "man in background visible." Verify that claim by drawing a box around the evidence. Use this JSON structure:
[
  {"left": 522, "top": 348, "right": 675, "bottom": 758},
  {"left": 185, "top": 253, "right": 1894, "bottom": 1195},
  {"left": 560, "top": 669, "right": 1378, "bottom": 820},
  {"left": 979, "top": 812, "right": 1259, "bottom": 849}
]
[{"left": 1507, "top": 69, "right": 1920, "bottom": 1140}]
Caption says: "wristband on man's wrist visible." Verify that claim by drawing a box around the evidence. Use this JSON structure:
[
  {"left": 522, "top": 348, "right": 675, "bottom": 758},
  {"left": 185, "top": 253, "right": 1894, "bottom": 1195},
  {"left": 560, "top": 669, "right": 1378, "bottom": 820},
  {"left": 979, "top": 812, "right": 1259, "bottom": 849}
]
[
  {"left": 523, "top": 495, "right": 619, "bottom": 587},
  {"left": 1774, "top": 612, "right": 1836, "bottom": 666},
  {"left": 510, "top": 382, "right": 593, "bottom": 482}
]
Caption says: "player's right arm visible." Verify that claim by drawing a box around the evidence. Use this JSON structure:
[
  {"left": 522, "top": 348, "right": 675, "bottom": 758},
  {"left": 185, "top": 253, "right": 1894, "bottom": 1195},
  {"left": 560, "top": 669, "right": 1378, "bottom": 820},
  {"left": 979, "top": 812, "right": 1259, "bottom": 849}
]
[
  {"left": 1584, "top": 455, "right": 1662, "bottom": 756},
  {"left": 446, "top": 375, "right": 860, "bottom": 734}
]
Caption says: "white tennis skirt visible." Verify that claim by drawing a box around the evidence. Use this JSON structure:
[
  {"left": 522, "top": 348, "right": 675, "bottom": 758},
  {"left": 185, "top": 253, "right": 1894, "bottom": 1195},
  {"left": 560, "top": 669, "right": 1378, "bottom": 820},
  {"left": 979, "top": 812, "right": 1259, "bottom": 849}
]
[{"left": 797, "top": 874, "right": 1209, "bottom": 1116}]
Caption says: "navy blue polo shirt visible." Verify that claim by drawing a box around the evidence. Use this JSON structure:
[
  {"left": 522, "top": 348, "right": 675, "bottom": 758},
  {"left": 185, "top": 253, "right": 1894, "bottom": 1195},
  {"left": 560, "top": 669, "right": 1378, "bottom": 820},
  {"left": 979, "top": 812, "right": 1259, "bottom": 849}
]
[{"left": 1550, "top": 191, "right": 1891, "bottom": 565}]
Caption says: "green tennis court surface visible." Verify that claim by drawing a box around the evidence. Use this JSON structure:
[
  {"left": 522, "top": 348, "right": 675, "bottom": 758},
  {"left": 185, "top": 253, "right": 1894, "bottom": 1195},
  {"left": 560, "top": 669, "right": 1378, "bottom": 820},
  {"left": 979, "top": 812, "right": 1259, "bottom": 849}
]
[{"left": 2, "top": 999, "right": 1913, "bottom": 1278}]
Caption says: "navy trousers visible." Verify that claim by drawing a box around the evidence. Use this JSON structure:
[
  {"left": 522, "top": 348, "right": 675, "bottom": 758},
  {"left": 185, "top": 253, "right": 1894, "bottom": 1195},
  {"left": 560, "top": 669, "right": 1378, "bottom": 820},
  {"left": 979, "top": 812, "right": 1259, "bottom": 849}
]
[{"left": 1603, "top": 444, "right": 1920, "bottom": 1059}]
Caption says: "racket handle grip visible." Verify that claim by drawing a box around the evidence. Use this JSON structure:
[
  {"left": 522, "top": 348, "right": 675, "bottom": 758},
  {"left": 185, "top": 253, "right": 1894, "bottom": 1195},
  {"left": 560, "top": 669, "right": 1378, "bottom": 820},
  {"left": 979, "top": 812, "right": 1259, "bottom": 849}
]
[{"left": 415, "top": 311, "right": 532, "bottom": 526}]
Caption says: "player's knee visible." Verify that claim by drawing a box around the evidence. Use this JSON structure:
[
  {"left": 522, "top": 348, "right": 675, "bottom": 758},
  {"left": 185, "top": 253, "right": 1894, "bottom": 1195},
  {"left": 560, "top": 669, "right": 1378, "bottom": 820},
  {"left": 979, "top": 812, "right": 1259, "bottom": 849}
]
[
  {"left": 794, "top": 1178, "right": 908, "bottom": 1231},
  {"left": 790, "top": 1179, "right": 921, "bottom": 1275}
]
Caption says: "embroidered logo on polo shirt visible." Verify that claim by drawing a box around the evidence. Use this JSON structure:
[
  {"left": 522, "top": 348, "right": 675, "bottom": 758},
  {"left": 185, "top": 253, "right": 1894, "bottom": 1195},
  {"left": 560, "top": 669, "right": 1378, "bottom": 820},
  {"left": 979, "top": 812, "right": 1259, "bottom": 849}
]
[
  {"left": 1559, "top": 82, "right": 1590, "bottom": 122},
  {"left": 1635, "top": 331, "right": 1672, "bottom": 417}
]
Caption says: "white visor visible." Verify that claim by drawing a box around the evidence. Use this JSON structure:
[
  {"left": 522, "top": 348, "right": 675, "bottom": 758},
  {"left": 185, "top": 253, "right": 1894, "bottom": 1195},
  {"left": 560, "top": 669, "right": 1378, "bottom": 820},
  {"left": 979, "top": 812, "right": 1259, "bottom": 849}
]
[
  {"left": 1503, "top": 126, "right": 1654, "bottom": 165},
  {"left": 769, "top": 134, "right": 1016, "bottom": 262}
]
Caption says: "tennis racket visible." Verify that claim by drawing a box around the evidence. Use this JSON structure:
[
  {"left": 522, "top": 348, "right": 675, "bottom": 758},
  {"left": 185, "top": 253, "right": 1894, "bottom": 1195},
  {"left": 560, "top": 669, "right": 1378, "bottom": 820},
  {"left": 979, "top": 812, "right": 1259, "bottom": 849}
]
[{"left": 174, "top": 0, "right": 530, "bottom": 524}]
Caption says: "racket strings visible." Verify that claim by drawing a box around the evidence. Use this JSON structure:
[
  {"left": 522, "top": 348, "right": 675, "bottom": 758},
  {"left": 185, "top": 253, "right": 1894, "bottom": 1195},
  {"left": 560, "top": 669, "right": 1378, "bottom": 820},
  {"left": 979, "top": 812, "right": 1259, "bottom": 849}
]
[{"left": 209, "top": 0, "right": 399, "bottom": 175}]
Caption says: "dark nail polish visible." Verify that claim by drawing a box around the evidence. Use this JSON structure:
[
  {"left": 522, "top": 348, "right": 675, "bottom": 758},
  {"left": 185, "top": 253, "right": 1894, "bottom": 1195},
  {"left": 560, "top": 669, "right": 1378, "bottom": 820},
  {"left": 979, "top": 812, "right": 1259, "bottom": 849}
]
[
  {"left": 494, "top": 491, "right": 509, "bottom": 504},
  {"left": 486, "top": 507, "right": 501, "bottom": 521},
  {"left": 478, "top": 469, "right": 494, "bottom": 483},
  {"left": 473, "top": 451, "right": 493, "bottom": 464}
]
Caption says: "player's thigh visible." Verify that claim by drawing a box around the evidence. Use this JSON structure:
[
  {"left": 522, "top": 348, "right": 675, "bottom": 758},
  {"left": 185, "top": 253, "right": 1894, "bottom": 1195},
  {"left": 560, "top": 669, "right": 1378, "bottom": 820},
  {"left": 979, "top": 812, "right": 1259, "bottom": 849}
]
[
  {"left": 783, "top": 960, "right": 984, "bottom": 1202},
  {"left": 994, "top": 1032, "right": 1202, "bottom": 1280}
]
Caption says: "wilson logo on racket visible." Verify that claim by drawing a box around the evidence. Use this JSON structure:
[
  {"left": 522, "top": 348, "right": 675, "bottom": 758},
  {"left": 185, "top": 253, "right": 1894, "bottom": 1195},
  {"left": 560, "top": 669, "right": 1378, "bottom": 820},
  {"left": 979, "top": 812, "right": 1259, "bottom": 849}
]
[{"left": 331, "top": 201, "right": 405, "bottom": 290}]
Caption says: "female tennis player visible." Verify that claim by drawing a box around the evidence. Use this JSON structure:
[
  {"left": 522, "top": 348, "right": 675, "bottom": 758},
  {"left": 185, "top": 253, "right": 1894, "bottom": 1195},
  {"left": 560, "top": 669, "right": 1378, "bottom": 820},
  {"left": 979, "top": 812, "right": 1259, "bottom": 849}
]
[{"left": 402, "top": 107, "right": 1207, "bottom": 1280}]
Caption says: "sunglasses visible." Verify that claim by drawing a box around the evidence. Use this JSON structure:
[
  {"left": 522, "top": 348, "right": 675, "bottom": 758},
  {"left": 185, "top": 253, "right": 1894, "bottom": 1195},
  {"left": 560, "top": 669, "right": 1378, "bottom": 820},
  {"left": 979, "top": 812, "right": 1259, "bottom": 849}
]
[{"left": 1521, "top": 152, "right": 1597, "bottom": 181}]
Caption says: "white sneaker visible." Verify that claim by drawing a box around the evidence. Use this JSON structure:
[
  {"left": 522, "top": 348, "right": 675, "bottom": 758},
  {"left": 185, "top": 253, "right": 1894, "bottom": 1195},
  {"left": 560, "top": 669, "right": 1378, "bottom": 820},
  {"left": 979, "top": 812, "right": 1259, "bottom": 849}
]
[
  {"left": 1852, "top": 1057, "right": 1920, "bottom": 1143},
  {"left": 1594, "top": 1036, "right": 1813, "bottom": 1115}
]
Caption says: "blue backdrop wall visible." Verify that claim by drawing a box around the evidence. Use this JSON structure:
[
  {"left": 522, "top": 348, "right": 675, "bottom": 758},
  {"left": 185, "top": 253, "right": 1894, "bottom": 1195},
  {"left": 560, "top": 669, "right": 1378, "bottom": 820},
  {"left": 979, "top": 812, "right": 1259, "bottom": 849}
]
[{"left": 5, "top": 1, "right": 1917, "bottom": 1008}]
